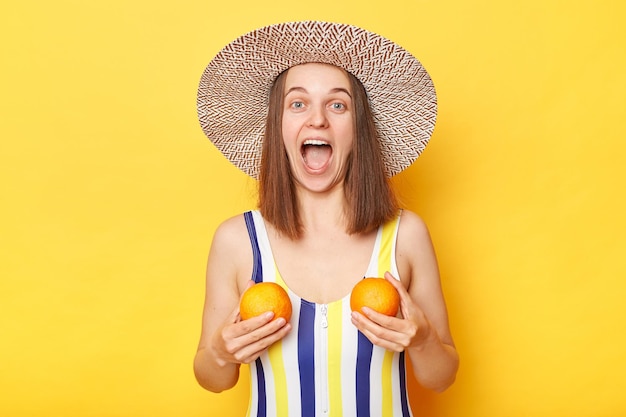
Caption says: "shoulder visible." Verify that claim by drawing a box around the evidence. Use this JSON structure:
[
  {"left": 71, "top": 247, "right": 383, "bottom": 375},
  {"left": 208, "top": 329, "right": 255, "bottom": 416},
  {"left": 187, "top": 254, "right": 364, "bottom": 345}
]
[
  {"left": 395, "top": 210, "right": 438, "bottom": 283},
  {"left": 212, "top": 212, "right": 250, "bottom": 244},
  {"left": 397, "top": 209, "right": 432, "bottom": 243},
  {"left": 208, "top": 212, "right": 253, "bottom": 270},
  {"left": 207, "top": 214, "right": 253, "bottom": 293}
]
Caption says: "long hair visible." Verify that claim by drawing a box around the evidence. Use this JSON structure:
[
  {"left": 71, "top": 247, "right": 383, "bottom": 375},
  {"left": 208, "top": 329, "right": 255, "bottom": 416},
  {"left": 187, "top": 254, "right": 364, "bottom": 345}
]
[
  {"left": 258, "top": 71, "right": 300, "bottom": 238},
  {"left": 258, "top": 67, "right": 398, "bottom": 239}
]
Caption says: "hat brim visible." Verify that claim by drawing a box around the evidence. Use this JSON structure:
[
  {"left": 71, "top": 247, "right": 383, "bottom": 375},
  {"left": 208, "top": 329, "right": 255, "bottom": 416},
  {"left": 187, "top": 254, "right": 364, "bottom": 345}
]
[{"left": 197, "top": 20, "right": 436, "bottom": 179}]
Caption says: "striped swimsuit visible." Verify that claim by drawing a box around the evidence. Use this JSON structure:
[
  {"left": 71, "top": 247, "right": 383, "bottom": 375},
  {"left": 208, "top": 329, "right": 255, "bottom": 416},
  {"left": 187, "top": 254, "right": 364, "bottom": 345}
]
[{"left": 244, "top": 210, "right": 413, "bottom": 417}]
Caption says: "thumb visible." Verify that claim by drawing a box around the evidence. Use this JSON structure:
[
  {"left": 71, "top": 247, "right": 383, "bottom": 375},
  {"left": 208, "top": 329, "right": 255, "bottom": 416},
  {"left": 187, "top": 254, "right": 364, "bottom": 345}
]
[{"left": 234, "top": 280, "right": 256, "bottom": 322}]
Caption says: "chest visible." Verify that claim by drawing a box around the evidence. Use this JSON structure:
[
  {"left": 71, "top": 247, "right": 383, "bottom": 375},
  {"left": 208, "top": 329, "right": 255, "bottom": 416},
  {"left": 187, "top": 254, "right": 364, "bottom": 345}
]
[{"left": 269, "top": 231, "right": 377, "bottom": 304}]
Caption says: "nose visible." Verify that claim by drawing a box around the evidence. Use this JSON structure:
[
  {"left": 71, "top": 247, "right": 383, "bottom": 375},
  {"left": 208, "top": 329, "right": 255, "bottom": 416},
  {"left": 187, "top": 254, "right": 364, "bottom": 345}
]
[{"left": 307, "top": 105, "right": 329, "bottom": 128}]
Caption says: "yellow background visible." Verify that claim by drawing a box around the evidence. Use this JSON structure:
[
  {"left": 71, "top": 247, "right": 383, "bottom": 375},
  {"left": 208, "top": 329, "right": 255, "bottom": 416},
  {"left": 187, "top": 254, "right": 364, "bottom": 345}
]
[{"left": 2, "top": 0, "right": 625, "bottom": 416}]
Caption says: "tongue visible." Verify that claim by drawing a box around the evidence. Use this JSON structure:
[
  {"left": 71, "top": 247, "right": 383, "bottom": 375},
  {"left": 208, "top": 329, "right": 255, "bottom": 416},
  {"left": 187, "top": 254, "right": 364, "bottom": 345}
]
[{"left": 303, "top": 145, "right": 331, "bottom": 170}]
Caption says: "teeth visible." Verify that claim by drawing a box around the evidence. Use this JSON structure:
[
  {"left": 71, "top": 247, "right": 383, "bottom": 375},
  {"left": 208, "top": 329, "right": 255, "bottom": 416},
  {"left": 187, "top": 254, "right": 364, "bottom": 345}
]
[{"left": 303, "top": 139, "right": 329, "bottom": 146}]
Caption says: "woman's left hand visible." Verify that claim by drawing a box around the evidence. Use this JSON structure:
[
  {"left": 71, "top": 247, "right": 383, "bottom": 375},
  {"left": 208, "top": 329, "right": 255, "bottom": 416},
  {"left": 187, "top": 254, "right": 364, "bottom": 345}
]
[{"left": 350, "top": 271, "right": 433, "bottom": 352}]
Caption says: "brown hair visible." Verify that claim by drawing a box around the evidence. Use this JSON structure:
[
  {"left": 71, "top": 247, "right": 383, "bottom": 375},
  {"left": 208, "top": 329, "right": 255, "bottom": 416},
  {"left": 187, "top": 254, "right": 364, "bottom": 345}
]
[{"left": 258, "top": 67, "right": 398, "bottom": 239}]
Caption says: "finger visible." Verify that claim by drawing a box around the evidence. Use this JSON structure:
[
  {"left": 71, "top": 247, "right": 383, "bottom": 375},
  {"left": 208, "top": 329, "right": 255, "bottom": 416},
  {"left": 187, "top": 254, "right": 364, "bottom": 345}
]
[
  {"left": 231, "top": 279, "right": 261, "bottom": 325},
  {"left": 237, "top": 315, "right": 294, "bottom": 352},
  {"left": 351, "top": 311, "right": 404, "bottom": 352},
  {"left": 226, "top": 280, "right": 257, "bottom": 325},
  {"left": 383, "top": 271, "right": 409, "bottom": 300},
  {"left": 234, "top": 310, "right": 276, "bottom": 334},
  {"left": 222, "top": 311, "right": 274, "bottom": 350},
  {"left": 234, "top": 321, "right": 292, "bottom": 363},
  {"left": 356, "top": 306, "right": 407, "bottom": 337},
  {"left": 224, "top": 316, "right": 287, "bottom": 353},
  {"left": 383, "top": 271, "right": 415, "bottom": 320},
  {"left": 243, "top": 279, "right": 255, "bottom": 291}
]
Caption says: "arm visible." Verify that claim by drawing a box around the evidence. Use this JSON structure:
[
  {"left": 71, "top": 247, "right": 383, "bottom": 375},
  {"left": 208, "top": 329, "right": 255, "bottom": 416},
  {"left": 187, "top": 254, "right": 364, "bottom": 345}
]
[
  {"left": 193, "top": 215, "right": 291, "bottom": 392},
  {"left": 351, "top": 210, "right": 459, "bottom": 392}
]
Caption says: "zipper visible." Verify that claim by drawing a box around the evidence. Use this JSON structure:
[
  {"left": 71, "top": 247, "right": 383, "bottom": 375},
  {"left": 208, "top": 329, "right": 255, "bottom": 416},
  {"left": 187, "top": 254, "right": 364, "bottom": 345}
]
[
  {"left": 320, "top": 304, "right": 328, "bottom": 329},
  {"left": 319, "top": 304, "right": 329, "bottom": 414}
]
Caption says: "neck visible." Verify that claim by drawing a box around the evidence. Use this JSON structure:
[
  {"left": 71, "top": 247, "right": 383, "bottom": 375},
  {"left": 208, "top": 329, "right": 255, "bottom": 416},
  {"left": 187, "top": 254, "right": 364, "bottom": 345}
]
[{"left": 296, "top": 185, "right": 349, "bottom": 234}]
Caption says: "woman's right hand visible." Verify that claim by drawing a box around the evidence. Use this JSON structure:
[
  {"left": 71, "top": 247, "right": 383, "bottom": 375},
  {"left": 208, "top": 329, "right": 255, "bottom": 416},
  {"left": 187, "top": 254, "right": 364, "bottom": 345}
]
[
  {"left": 210, "top": 282, "right": 292, "bottom": 366},
  {"left": 195, "top": 215, "right": 291, "bottom": 392}
]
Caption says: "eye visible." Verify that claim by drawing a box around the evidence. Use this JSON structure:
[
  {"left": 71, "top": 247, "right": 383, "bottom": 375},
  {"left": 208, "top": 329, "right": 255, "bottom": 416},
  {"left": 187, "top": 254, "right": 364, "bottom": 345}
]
[
  {"left": 290, "top": 101, "right": 305, "bottom": 109},
  {"left": 331, "top": 102, "right": 346, "bottom": 111}
]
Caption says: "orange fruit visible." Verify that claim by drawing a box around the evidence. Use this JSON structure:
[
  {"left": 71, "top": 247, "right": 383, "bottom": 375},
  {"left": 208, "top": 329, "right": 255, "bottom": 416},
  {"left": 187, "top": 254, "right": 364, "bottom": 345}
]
[
  {"left": 350, "top": 277, "right": 400, "bottom": 316},
  {"left": 240, "top": 282, "right": 292, "bottom": 322}
]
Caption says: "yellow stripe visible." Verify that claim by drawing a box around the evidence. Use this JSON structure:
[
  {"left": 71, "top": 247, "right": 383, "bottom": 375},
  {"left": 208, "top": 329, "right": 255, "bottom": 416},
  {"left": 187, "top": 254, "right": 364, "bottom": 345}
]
[
  {"left": 381, "top": 350, "right": 395, "bottom": 417},
  {"left": 377, "top": 218, "right": 396, "bottom": 277},
  {"left": 378, "top": 217, "right": 398, "bottom": 416},
  {"left": 267, "top": 340, "right": 288, "bottom": 416},
  {"left": 246, "top": 364, "right": 252, "bottom": 417},
  {"left": 268, "top": 266, "right": 289, "bottom": 416},
  {"left": 327, "top": 301, "right": 344, "bottom": 416}
]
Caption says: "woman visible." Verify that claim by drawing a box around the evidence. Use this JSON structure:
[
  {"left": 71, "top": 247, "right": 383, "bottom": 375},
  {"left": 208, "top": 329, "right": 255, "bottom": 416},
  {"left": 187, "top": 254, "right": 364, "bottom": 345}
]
[{"left": 194, "top": 21, "right": 458, "bottom": 416}]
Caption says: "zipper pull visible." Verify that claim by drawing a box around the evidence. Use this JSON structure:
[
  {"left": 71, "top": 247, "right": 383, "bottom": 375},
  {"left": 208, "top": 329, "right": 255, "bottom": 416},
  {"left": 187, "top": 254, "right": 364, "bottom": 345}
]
[{"left": 320, "top": 304, "right": 328, "bottom": 328}]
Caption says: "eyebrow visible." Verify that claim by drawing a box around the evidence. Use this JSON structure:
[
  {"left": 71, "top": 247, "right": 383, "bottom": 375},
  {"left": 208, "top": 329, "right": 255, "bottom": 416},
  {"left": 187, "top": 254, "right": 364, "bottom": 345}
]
[{"left": 285, "top": 86, "right": 352, "bottom": 98}]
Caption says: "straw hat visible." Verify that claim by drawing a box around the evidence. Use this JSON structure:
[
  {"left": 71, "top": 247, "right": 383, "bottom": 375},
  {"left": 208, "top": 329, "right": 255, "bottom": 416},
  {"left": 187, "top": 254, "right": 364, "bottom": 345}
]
[{"left": 197, "top": 20, "right": 436, "bottom": 178}]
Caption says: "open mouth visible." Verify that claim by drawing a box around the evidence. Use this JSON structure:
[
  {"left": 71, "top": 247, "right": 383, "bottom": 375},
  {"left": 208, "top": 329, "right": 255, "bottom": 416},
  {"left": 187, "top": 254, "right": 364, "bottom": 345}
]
[{"left": 301, "top": 139, "right": 332, "bottom": 171}]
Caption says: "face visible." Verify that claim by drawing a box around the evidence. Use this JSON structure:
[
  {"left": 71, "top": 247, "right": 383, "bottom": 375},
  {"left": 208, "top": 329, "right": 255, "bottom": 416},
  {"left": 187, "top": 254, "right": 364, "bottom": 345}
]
[{"left": 281, "top": 63, "right": 355, "bottom": 193}]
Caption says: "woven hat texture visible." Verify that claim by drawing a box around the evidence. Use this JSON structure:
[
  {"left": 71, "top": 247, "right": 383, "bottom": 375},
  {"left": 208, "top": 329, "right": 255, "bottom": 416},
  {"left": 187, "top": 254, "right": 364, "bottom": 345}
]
[{"left": 197, "top": 21, "right": 437, "bottom": 178}]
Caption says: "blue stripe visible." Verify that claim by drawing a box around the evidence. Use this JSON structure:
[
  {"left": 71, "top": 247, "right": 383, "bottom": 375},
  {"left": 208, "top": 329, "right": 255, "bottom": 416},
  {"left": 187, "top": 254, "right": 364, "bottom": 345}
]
[
  {"left": 356, "top": 331, "right": 373, "bottom": 417},
  {"left": 244, "top": 211, "right": 263, "bottom": 283},
  {"left": 254, "top": 358, "right": 267, "bottom": 417},
  {"left": 399, "top": 352, "right": 410, "bottom": 416},
  {"left": 246, "top": 211, "right": 266, "bottom": 416},
  {"left": 298, "top": 300, "right": 316, "bottom": 417}
]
